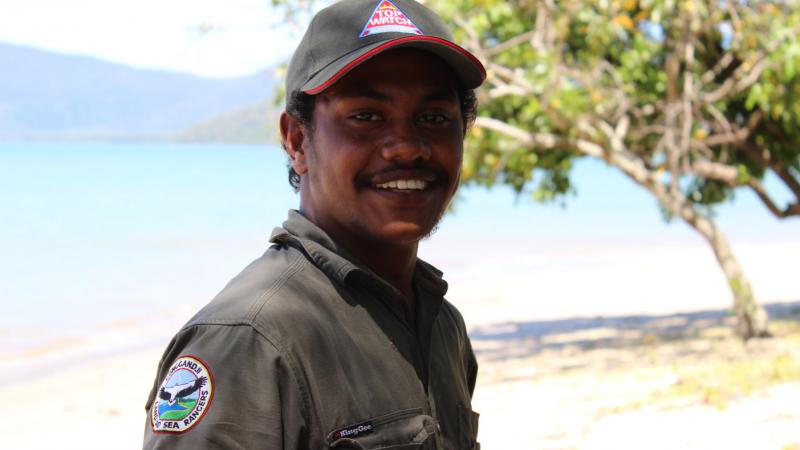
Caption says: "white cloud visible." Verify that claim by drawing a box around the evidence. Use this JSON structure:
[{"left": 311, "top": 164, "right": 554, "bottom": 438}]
[{"left": 0, "top": 0, "right": 300, "bottom": 77}]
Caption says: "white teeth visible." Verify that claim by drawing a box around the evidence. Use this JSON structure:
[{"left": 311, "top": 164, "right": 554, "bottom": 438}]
[{"left": 374, "top": 179, "right": 428, "bottom": 190}]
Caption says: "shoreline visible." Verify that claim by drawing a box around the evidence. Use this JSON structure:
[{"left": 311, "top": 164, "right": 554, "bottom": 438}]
[
  {"left": 3, "top": 300, "right": 797, "bottom": 388},
  {"left": 0, "top": 306, "right": 195, "bottom": 385}
]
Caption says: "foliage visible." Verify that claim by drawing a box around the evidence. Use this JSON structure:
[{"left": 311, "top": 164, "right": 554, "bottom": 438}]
[
  {"left": 426, "top": 0, "right": 800, "bottom": 338},
  {"left": 427, "top": 0, "right": 800, "bottom": 219}
]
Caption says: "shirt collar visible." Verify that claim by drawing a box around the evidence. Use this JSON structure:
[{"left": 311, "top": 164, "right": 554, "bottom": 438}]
[
  {"left": 270, "top": 209, "right": 360, "bottom": 285},
  {"left": 269, "top": 210, "right": 448, "bottom": 297}
]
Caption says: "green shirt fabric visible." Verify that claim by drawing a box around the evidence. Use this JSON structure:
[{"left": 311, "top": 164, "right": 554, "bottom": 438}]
[{"left": 143, "top": 210, "right": 480, "bottom": 449}]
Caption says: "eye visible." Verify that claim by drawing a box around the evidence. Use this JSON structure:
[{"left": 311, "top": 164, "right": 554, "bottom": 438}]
[
  {"left": 418, "top": 112, "right": 451, "bottom": 125},
  {"left": 351, "top": 111, "right": 382, "bottom": 122}
]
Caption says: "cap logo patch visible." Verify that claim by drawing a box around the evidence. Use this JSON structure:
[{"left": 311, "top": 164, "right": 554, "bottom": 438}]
[
  {"left": 151, "top": 355, "right": 214, "bottom": 434},
  {"left": 359, "top": 0, "right": 423, "bottom": 38}
]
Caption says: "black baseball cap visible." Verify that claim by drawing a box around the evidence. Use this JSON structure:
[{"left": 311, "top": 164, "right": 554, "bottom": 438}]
[{"left": 285, "top": 0, "right": 485, "bottom": 106}]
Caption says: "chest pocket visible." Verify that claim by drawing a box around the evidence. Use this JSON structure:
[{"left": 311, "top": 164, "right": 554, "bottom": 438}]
[{"left": 327, "top": 408, "right": 437, "bottom": 450}]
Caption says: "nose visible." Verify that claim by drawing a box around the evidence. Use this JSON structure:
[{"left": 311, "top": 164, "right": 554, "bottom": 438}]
[{"left": 380, "top": 119, "right": 431, "bottom": 163}]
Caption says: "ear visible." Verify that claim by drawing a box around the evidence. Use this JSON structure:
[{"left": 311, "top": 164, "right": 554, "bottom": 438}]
[{"left": 280, "top": 112, "right": 309, "bottom": 175}]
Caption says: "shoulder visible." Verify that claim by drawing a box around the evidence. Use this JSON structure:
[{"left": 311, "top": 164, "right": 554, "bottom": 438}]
[
  {"left": 185, "top": 242, "right": 328, "bottom": 329},
  {"left": 438, "top": 298, "right": 470, "bottom": 336},
  {"left": 428, "top": 298, "right": 471, "bottom": 358},
  {"left": 179, "top": 241, "right": 348, "bottom": 352},
  {"left": 145, "top": 243, "right": 333, "bottom": 446},
  {"left": 145, "top": 321, "right": 313, "bottom": 446}
]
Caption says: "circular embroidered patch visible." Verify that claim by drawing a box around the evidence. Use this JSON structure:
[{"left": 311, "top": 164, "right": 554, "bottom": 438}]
[{"left": 151, "top": 355, "right": 214, "bottom": 433}]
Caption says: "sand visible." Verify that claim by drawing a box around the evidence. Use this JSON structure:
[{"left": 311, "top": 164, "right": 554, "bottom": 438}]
[
  {"left": 3, "top": 303, "right": 800, "bottom": 450},
  {"left": 469, "top": 305, "right": 800, "bottom": 449},
  {"left": 0, "top": 347, "right": 161, "bottom": 450},
  {"left": 2, "top": 238, "right": 798, "bottom": 449}
]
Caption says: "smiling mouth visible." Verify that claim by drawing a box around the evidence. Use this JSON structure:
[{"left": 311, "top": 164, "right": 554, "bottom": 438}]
[{"left": 372, "top": 179, "right": 428, "bottom": 191}]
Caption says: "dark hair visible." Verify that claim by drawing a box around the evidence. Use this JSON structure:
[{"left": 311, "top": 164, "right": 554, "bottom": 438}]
[{"left": 282, "top": 88, "right": 478, "bottom": 191}]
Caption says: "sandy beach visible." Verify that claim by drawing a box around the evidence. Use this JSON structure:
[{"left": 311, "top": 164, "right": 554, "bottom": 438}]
[
  {"left": 2, "top": 302, "right": 800, "bottom": 450},
  {"left": 2, "top": 236, "right": 798, "bottom": 449}
]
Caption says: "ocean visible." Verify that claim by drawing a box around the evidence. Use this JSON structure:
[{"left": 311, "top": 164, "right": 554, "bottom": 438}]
[{"left": 1, "top": 141, "right": 795, "bottom": 357}]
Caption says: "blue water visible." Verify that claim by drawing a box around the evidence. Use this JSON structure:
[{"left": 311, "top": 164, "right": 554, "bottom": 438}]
[{"left": 0, "top": 141, "right": 794, "bottom": 331}]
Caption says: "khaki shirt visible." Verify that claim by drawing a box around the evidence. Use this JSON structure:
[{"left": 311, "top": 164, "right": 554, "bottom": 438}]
[{"left": 143, "top": 210, "right": 479, "bottom": 449}]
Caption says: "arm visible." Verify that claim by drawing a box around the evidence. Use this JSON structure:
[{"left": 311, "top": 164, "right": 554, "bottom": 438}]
[
  {"left": 142, "top": 323, "right": 309, "bottom": 449},
  {"left": 465, "top": 335, "right": 479, "bottom": 398}
]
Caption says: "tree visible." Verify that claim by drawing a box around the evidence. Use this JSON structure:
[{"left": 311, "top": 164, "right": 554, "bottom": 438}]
[
  {"left": 421, "top": 0, "right": 800, "bottom": 340},
  {"left": 273, "top": 0, "right": 800, "bottom": 339}
]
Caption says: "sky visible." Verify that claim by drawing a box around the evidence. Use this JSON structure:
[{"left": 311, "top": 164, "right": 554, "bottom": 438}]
[{"left": 0, "top": 0, "right": 308, "bottom": 77}]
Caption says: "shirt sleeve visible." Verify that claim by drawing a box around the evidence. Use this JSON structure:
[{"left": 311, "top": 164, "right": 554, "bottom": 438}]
[
  {"left": 465, "top": 334, "right": 479, "bottom": 398},
  {"left": 143, "top": 323, "right": 309, "bottom": 450}
]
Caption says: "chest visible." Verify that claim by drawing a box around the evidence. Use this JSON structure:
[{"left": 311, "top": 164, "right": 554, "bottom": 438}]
[{"left": 283, "top": 289, "right": 474, "bottom": 449}]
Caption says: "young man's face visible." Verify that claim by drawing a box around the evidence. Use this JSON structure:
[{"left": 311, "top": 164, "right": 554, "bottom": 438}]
[{"left": 289, "top": 48, "right": 464, "bottom": 251}]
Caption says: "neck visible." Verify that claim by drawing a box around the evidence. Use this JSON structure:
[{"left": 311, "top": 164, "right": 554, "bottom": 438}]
[
  {"left": 353, "top": 240, "right": 418, "bottom": 322},
  {"left": 297, "top": 207, "right": 420, "bottom": 317},
  {"left": 356, "top": 241, "right": 418, "bottom": 298}
]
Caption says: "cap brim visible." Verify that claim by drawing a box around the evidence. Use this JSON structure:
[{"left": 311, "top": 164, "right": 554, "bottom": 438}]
[{"left": 301, "top": 35, "right": 486, "bottom": 95}]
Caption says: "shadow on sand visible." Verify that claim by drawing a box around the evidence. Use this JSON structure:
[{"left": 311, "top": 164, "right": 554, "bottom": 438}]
[{"left": 469, "top": 301, "right": 800, "bottom": 366}]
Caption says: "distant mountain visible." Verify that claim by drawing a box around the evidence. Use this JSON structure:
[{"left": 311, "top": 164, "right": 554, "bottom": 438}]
[
  {"left": 0, "top": 42, "right": 276, "bottom": 140},
  {"left": 176, "top": 101, "right": 279, "bottom": 145}
]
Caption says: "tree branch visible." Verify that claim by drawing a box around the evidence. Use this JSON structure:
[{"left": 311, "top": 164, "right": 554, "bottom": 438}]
[
  {"left": 452, "top": 17, "right": 487, "bottom": 64},
  {"left": 747, "top": 180, "right": 800, "bottom": 218},
  {"left": 488, "top": 62, "right": 537, "bottom": 92},
  {"left": 630, "top": 125, "right": 670, "bottom": 141},
  {"left": 690, "top": 145, "right": 800, "bottom": 219},
  {"left": 741, "top": 143, "right": 800, "bottom": 200},
  {"left": 474, "top": 116, "right": 604, "bottom": 158},
  {"left": 691, "top": 160, "right": 739, "bottom": 183},
  {"left": 700, "top": 53, "right": 736, "bottom": 85},
  {"left": 701, "top": 54, "right": 769, "bottom": 104},
  {"left": 485, "top": 30, "right": 538, "bottom": 56},
  {"left": 701, "top": 128, "right": 750, "bottom": 147},
  {"left": 704, "top": 103, "right": 734, "bottom": 137},
  {"left": 487, "top": 81, "right": 534, "bottom": 98}
]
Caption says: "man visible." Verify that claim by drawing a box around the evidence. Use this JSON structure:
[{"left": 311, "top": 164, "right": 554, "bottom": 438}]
[{"left": 143, "top": 0, "right": 485, "bottom": 448}]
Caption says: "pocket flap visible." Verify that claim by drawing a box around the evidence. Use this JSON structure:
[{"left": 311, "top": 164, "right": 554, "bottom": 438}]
[{"left": 327, "top": 408, "right": 437, "bottom": 449}]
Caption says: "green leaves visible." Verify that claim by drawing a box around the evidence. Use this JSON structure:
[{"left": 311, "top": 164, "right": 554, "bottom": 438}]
[{"left": 422, "top": 0, "right": 799, "bottom": 212}]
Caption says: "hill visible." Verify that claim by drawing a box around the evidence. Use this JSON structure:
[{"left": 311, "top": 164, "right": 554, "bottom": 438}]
[
  {"left": 0, "top": 41, "right": 275, "bottom": 140},
  {"left": 176, "top": 101, "right": 279, "bottom": 145}
]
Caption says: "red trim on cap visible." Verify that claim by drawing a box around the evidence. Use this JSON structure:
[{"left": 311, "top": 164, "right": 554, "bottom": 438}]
[{"left": 303, "top": 35, "right": 485, "bottom": 95}]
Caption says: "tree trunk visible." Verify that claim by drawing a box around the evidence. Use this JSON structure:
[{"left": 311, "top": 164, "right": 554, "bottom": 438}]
[
  {"left": 473, "top": 117, "right": 774, "bottom": 339},
  {"left": 605, "top": 151, "right": 772, "bottom": 340},
  {"left": 681, "top": 212, "right": 771, "bottom": 340}
]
